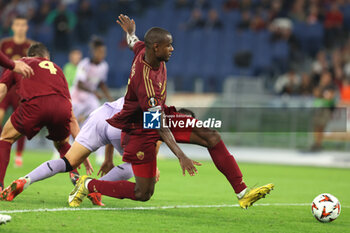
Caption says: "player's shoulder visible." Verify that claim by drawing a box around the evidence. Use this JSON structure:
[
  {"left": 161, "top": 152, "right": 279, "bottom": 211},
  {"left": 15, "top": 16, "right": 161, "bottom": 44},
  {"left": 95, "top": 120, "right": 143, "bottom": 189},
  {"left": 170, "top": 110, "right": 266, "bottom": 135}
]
[
  {"left": 26, "top": 39, "right": 36, "bottom": 46},
  {"left": 80, "top": 57, "right": 90, "bottom": 65},
  {"left": 0, "top": 37, "right": 13, "bottom": 46},
  {"left": 100, "top": 60, "right": 109, "bottom": 70},
  {"left": 76, "top": 57, "right": 90, "bottom": 68}
]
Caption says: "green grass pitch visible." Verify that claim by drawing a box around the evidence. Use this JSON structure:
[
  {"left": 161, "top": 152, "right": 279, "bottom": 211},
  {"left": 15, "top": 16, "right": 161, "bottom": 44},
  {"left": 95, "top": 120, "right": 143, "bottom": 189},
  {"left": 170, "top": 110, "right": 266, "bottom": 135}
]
[{"left": 0, "top": 150, "right": 349, "bottom": 233}]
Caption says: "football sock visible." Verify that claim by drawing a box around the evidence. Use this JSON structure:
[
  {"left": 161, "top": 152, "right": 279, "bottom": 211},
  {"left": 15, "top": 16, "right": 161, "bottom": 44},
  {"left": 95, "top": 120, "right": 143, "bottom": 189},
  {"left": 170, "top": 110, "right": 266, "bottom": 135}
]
[
  {"left": 58, "top": 142, "right": 79, "bottom": 174},
  {"left": 26, "top": 159, "right": 67, "bottom": 184},
  {"left": 237, "top": 188, "right": 248, "bottom": 199},
  {"left": 16, "top": 137, "right": 25, "bottom": 157},
  {"left": 58, "top": 142, "right": 70, "bottom": 157},
  {"left": 87, "top": 179, "right": 136, "bottom": 200},
  {"left": 0, "top": 140, "right": 12, "bottom": 186},
  {"left": 208, "top": 140, "right": 247, "bottom": 194},
  {"left": 99, "top": 163, "right": 134, "bottom": 181}
]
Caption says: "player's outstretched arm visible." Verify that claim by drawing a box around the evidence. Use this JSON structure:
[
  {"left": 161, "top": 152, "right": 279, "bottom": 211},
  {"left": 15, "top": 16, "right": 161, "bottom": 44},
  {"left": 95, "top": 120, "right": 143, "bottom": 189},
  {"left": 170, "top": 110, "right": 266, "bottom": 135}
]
[
  {"left": 157, "top": 112, "right": 201, "bottom": 176},
  {"left": 98, "top": 82, "right": 113, "bottom": 102},
  {"left": 98, "top": 144, "right": 115, "bottom": 177},
  {"left": 0, "top": 83, "right": 8, "bottom": 103},
  {"left": 83, "top": 158, "right": 94, "bottom": 175},
  {"left": 116, "top": 14, "right": 139, "bottom": 49}
]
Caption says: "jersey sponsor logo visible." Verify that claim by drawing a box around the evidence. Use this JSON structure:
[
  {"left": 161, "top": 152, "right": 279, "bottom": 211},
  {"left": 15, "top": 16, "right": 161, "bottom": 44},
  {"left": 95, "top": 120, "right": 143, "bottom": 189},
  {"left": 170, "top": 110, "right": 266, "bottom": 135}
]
[
  {"left": 136, "top": 151, "right": 145, "bottom": 160},
  {"left": 148, "top": 97, "right": 158, "bottom": 107},
  {"left": 143, "top": 110, "right": 161, "bottom": 129}
]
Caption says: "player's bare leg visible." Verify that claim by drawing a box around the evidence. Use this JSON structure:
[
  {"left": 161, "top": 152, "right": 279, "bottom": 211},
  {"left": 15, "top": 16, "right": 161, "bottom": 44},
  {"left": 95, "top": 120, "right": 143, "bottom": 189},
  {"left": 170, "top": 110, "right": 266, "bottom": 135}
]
[
  {"left": 54, "top": 138, "right": 81, "bottom": 185},
  {"left": 189, "top": 127, "right": 274, "bottom": 208},
  {"left": 0, "top": 117, "right": 22, "bottom": 190},
  {"left": 0, "top": 108, "right": 6, "bottom": 133}
]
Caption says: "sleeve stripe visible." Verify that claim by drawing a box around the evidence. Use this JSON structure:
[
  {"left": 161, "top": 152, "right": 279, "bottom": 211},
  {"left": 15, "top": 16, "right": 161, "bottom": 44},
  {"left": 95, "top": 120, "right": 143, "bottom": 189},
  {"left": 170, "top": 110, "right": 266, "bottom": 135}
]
[
  {"left": 143, "top": 66, "right": 151, "bottom": 98},
  {"left": 161, "top": 80, "right": 166, "bottom": 95},
  {"left": 149, "top": 79, "right": 155, "bottom": 97},
  {"left": 146, "top": 67, "right": 154, "bottom": 96}
]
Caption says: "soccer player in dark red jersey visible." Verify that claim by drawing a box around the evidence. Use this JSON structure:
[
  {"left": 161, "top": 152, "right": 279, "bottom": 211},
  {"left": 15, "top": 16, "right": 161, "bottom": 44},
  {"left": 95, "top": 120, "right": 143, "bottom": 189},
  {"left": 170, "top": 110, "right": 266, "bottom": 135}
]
[
  {"left": 0, "top": 16, "right": 35, "bottom": 166},
  {"left": 0, "top": 43, "right": 93, "bottom": 192},
  {"left": 68, "top": 14, "right": 273, "bottom": 209}
]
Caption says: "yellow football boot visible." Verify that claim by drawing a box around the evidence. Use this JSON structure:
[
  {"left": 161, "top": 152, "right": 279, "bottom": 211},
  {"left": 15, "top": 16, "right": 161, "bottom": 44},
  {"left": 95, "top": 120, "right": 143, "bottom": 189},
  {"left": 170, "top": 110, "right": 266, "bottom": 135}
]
[
  {"left": 68, "top": 175, "right": 90, "bottom": 207},
  {"left": 238, "top": 183, "right": 274, "bottom": 209}
]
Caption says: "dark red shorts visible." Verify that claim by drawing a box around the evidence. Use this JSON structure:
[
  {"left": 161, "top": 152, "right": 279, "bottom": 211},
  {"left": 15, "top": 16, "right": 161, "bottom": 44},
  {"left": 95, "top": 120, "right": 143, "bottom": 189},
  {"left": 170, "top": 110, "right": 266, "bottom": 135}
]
[
  {"left": 131, "top": 159, "right": 157, "bottom": 178},
  {"left": 0, "top": 87, "right": 20, "bottom": 110},
  {"left": 11, "top": 95, "right": 72, "bottom": 141},
  {"left": 121, "top": 131, "right": 160, "bottom": 165}
]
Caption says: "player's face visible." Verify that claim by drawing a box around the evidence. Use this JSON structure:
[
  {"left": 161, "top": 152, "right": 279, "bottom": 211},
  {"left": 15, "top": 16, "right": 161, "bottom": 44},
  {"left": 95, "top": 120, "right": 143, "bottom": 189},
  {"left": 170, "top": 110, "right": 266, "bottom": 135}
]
[
  {"left": 11, "top": 19, "right": 28, "bottom": 37},
  {"left": 70, "top": 50, "right": 82, "bottom": 65},
  {"left": 155, "top": 34, "right": 174, "bottom": 62},
  {"left": 93, "top": 46, "right": 106, "bottom": 63}
]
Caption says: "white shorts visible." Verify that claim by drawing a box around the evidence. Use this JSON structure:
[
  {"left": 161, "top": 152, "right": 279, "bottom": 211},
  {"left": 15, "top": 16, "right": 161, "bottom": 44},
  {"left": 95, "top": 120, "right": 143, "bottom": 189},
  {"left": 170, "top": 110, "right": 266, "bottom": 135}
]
[{"left": 75, "top": 103, "right": 123, "bottom": 153}]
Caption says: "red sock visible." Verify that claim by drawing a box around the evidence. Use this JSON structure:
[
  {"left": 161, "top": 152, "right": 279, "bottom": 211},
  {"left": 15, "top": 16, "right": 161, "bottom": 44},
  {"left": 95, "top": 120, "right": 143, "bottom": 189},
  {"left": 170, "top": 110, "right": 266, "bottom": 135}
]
[
  {"left": 16, "top": 136, "right": 26, "bottom": 157},
  {"left": 0, "top": 140, "right": 12, "bottom": 187},
  {"left": 88, "top": 179, "right": 136, "bottom": 200},
  {"left": 208, "top": 140, "right": 247, "bottom": 194},
  {"left": 58, "top": 142, "right": 79, "bottom": 174}
]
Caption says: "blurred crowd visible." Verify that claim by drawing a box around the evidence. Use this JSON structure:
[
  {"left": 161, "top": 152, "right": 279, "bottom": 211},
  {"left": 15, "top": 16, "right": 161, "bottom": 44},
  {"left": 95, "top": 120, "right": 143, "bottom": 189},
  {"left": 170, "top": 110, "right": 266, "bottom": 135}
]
[
  {"left": 178, "top": 0, "right": 350, "bottom": 98},
  {"left": 0, "top": 0, "right": 350, "bottom": 100},
  {"left": 0, "top": 0, "right": 161, "bottom": 51}
]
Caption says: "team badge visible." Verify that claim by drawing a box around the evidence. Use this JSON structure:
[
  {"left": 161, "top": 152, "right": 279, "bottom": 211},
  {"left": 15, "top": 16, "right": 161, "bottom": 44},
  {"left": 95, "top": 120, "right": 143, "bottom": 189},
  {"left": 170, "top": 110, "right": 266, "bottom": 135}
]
[
  {"left": 148, "top": 97, "right": 158, "bottom": 107},
  {"left": 136, "top": 151, "right": 145, "bottom": 160}
]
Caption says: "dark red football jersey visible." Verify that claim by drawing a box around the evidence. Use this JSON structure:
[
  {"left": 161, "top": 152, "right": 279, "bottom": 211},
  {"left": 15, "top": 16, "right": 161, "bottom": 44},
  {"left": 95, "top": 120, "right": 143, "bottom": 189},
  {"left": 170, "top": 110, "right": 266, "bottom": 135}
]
[
  {"left": 0, "top": 57, "right": 71, "bottom": 101},
  {"left": 0, "top": 37, "right": 33, "bottom": 61},
  {"left": 107, "top": 41, "right": 167, "bottom": 130}
]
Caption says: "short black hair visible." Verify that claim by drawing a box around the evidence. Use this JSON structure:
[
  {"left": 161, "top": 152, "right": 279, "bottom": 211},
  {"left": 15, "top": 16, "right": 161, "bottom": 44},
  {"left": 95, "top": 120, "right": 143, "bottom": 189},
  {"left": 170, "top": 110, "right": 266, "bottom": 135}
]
[
  {"left": 27, "top": 43, "right": 50, "bottom": 58},
  {"left": 13, "top": 15, "right": 28, "bottom": 21},
  {"left": 89, "top": 36, "right": 105, "bottom": 50},
  {"left": 144, "top": 27, "right": 171, "bottom": 48},
  {"left": 178, "top": 108, "right": 196, "bottom": 118}
]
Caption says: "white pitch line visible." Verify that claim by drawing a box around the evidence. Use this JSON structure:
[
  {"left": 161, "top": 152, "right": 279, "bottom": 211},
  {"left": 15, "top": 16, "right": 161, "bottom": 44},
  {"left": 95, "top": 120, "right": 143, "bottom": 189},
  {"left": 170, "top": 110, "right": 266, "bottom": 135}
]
[{"left": 0, "top": 203, "right": 349, "bottom": 214}]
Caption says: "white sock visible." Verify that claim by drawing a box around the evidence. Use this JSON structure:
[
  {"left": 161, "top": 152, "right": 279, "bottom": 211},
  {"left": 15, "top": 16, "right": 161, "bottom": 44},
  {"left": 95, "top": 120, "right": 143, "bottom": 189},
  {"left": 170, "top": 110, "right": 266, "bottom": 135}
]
[
  {"left": 237, "top": 188, "right": 247, "bottom": 199},
  {"left": 85, "top": 178, "right": 92, "bottom": 190},
  {"left": 21, "top": 176, "right": 31, "bottom": 190}
]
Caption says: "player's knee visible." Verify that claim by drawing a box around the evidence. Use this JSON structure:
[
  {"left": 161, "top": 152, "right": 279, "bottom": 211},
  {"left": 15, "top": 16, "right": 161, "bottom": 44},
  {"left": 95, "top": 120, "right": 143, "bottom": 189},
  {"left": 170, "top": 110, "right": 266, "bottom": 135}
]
[
  {"left": 134, "top": 190, "right": 153, "bottom": 202},
  {"left": 206, "top": 129, "right": 221, "bottom": 148}
]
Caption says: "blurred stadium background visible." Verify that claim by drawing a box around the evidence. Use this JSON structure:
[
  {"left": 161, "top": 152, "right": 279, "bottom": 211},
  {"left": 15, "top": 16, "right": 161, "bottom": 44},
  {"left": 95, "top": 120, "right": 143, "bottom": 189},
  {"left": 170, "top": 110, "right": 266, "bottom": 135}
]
[{"left": 1, "top": 0, "right": 350, "bottom": 167}]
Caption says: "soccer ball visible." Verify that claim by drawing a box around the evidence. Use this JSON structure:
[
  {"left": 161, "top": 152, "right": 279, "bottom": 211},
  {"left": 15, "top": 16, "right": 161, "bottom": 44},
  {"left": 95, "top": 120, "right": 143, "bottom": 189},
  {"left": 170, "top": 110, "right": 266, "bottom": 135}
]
[{"left": 311, "top": 193, "right": 341, "bottom": 223}]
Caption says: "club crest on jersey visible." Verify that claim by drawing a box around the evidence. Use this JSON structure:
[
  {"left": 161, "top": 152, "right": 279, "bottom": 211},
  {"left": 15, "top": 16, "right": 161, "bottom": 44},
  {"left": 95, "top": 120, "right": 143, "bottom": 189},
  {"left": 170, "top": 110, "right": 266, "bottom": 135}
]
[
  {"left": 136, "top": 151, "right": 144, "bottom": 160},
  {"left": 148, "top": 97, "right": 158, "bottom": 107}
]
